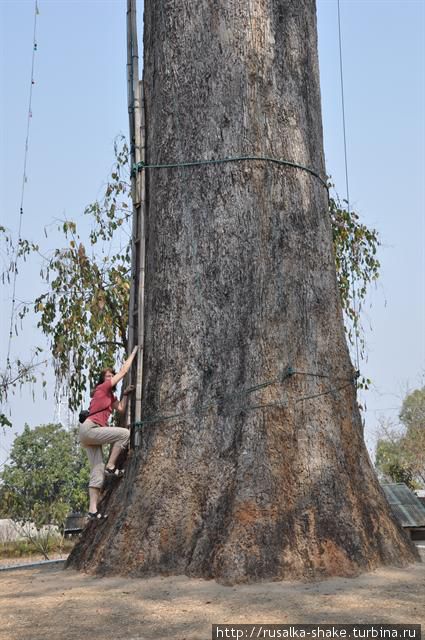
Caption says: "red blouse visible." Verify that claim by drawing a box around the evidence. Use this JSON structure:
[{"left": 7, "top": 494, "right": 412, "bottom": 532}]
[{"left": 88, "top": 380, "right": 118, "bottom": 427}]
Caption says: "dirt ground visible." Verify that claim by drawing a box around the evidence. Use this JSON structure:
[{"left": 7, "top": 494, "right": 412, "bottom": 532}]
[{"left": 1, "top": 548, "right": 424, "bottom": 640}]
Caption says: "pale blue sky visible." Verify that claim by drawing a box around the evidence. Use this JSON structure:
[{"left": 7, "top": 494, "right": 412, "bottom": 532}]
[{"left": 1, "top": 0, "right": 424, "bottom": 465}]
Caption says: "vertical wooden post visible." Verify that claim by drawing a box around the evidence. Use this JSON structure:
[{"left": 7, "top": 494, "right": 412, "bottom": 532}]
[
  {"left": 136, "top": 79, "right": 146, "bottom": 429},
  {"left": 126, "top": 0, "right": 145, "bottom": 441}
]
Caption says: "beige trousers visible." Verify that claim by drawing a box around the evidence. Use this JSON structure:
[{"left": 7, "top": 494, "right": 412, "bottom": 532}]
[{"left": 79, "top": 419, "right": 130, "bottom": 488}]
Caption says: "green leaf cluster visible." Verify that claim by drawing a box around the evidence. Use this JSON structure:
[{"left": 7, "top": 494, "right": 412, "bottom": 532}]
[{"left": 33, "top": 137, "right": 131, "bottom": 411}]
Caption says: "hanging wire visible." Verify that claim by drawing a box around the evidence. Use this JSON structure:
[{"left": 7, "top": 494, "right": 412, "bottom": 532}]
[
  {"left": 337, "top": 0, "right": 360, "bottom": 372},
  {"left": 6, "top": 0, "right": 40, "bottom": 370}
]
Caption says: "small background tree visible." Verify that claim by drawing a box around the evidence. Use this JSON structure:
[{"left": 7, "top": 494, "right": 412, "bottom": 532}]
[
  {"left": 0, "top": 423, "right": 89, "bottom": 557},
  {"left": 375, "top": 386, "right": 425, "bottom": 489}
]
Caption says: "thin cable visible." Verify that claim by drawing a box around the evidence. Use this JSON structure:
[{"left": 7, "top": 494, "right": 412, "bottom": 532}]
[
  {"left": 6, "top": 1, "right": 40, "bottom": 368},
  {"left": 337, "top": 0, "right": 360, "bottom": 371}
]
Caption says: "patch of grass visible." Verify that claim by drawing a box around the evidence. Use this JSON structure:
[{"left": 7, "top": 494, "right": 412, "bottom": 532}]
[{"left": 0, "top": 537, "right": 76, "bottom": 559}]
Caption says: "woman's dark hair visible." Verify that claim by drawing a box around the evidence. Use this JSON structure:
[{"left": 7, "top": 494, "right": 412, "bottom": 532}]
[
  {"left": 89, "top": 368, "right": 117, "bottom": 396},
  {"left": 97, "top": 368, "right": 116, "bottom": 386}
]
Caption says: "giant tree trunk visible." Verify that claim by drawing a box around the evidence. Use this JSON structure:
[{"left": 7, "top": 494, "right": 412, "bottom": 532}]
[{"left": 68, "top": 0, "right": 417, "bottom": 583}]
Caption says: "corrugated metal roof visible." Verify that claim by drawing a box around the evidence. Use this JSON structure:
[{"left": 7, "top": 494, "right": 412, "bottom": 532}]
[{"left": 382, "top": 483, "right": 425, "bottom": 528}]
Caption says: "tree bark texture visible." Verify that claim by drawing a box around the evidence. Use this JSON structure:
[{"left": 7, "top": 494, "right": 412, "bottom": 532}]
[{"left": 68, "top": 0, "right": 418, "bottom": 583}]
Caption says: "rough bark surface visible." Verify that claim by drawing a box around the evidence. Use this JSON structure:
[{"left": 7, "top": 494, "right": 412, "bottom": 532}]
[{"left": 68, "top": 0, "right": 418, "bottom": 583}]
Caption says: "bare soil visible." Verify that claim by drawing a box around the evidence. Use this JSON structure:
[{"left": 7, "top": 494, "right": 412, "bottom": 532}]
[{"left": 1, "top": 549, "right": 424, "bottom": 640}]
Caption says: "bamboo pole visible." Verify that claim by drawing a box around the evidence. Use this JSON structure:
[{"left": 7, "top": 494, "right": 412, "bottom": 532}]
[
  {"left": 126, "top": 0, "right": 145, "bottom": 437},
  {"left": 126, "top": 1, "right": 136, "bottom": 369}
]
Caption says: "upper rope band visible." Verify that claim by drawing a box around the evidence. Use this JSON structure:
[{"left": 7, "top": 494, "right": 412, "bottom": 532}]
[{"left": 132, "top": 155, "right": 329, "bottom": 190}]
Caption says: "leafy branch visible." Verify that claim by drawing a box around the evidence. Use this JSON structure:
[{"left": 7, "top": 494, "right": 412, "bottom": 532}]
[
  {"left": 2, "top": 137, "right": 381, "bottom": 412},
  {"left": 329, "top": 190, "right": 380, "bottom": 388}
]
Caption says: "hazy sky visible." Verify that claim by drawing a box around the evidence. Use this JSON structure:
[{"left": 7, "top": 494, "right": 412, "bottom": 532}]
[{"left": 1, "top": 0, "right": 424, "bottom": 466}]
